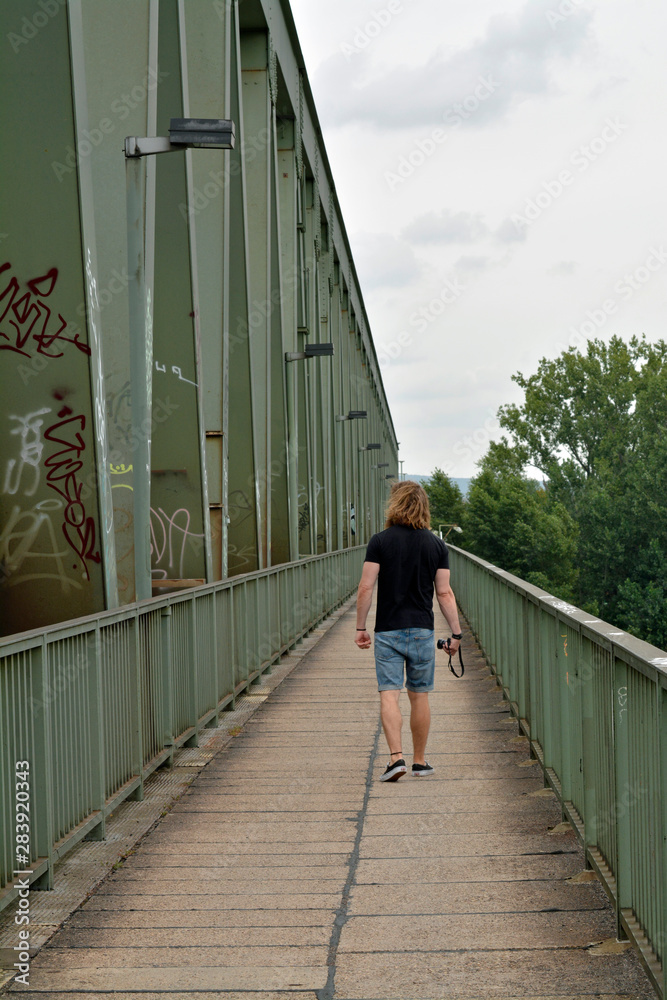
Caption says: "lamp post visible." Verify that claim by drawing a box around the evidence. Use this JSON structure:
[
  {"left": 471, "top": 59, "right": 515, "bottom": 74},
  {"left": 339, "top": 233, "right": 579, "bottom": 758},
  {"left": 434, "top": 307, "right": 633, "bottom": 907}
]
[
  {"left": 335, "top": 410, "right": 367, "bottom": 422},
  {"left": 438, "top": 524, "right": 463, "bottom": 540},
  {"left": 285, "top": 343, "right": 335, "bottom": 362},
  {"left": 125, "top": 118, "right": 235, "bottom": 600}
]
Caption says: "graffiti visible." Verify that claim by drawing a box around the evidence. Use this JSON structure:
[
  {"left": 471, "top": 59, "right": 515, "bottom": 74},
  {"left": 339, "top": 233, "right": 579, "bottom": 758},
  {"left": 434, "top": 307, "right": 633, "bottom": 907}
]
[
  {"left": 228, "top": 489, "right": 254, "bottom": 527},
  {"left": 154, "top": 360, "right": 198, "bottom": 387},
  {"left": 298, "top": 502, "right": 310, "bottom": 534},
  {"left": 43, "top": 403, "right": 101, "bottom": 580},
  {"left": 0, "top": 263, "right": 90, "bottom": 359},
  {"left": 110, "top": 463, "right": 133, "bottom": 489},
  {"left": 3, "top": 408, "right": 51, "bottom": 496},
  {"left": 0, "top": 500, "right": 81, "bottom": 591},
  {"left": 150, "top": 506, "right": 204, "bottom": 579},
  {"left": 227, "top": 543, "right": 255, "bottom": 570}
]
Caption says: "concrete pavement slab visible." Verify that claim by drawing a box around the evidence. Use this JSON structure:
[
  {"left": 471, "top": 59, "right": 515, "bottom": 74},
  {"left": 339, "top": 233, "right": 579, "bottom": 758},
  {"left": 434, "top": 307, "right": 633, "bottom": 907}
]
[
  {"left": 52, "top": 925, "right": 331, "bottom": 948},
  {"left": 354, "top": 854, "right": 585, "bottom": 884},
  {"left": 66, "top": 908, "right": 334, "bottom": 929},
  {"left": 8, "top": 967, "right": 327, "bottom": 991},
  {"left": 332, "top": 950, "right": 656, "bottom": 999},
  {"left": 336, "top": 910, "right": 617, "bottom": 951},
  {"left": 346, "top": 880, "right": 610, "bottom": 915},
  {"left": 357, "top": 833, "right": 577, "bottom": 858},
  {"left": 34, "top": 945, "right": 328, "bottom": 970}
]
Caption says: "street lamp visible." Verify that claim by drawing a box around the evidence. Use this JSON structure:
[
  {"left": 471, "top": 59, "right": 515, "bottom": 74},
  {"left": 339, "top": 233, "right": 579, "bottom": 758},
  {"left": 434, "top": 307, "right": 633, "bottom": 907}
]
[
  {"left": 125, "top": 118, "right": 236, "bottom": 156},
  {"left": 336, "top": 410, "right": 367, "bottom": 422},
  {"left": 124, "top": 117, "right": 236, "bottom": 600},
  {"left": 359, "top": 443, "right": 381, "bottom": 451},
  {"left": 438, "top": 524, "right": 463, "bottom": 540},
  {"left": 285, "top": 343, "right": 335, "bottom": 362}
]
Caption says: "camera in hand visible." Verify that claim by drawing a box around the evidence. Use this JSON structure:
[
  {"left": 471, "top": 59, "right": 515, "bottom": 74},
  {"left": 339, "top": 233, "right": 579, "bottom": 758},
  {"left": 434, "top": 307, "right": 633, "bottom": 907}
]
[{"left": 437, "top": 638, "right": 449, "bottom": 651}]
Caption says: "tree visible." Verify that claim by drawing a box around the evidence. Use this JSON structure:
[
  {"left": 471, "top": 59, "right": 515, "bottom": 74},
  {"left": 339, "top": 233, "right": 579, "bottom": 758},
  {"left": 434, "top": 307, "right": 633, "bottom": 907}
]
[
  {"left": 493, "top": 335, "right": 667, "bottom": 645},
  {"left": 422, "top": 468, "right": 466, "bottom": 536},
  {"left": 464, "top": 441, "right": 578, "bottom": 600},
  {"left": 498, "top": 335, "right": 667, "bottom": 508}
]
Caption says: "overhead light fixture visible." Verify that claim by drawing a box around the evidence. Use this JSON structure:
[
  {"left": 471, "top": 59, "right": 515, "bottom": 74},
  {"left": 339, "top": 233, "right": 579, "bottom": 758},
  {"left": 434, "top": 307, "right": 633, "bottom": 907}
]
[
  {"left": 336, "top": 410, "right": 368, "bottom": 422},
  {"left": 125, "top": 117, "right": 236, "bottom": 157},
  {"left": 285, "top": 343, "right": 335, "bottom": 362},
  {"left": 169, "top": 118, "right": 235, "bottom": 148},
  {"left": 360, "top": 443, "right": 381, "bottom": 451},
  {"left": 377, "top": 462, "right": 390, "bottom": 468}
]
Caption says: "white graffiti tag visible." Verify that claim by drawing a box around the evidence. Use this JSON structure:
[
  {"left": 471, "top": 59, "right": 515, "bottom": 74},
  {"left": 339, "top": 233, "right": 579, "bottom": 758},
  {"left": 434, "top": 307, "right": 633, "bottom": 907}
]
[
  {"left": 3, "top": 407, "right": 52, "bottom": 497},
  {"left": 0, "top": 501, "right": 81, "bottom": 591}
]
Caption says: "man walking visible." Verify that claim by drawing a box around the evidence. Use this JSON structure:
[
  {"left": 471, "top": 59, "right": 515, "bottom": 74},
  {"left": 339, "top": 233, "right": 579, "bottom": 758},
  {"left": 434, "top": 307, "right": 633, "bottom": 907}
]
[{"left": 354, "top": 480, "right": 462, "bottom": 781}]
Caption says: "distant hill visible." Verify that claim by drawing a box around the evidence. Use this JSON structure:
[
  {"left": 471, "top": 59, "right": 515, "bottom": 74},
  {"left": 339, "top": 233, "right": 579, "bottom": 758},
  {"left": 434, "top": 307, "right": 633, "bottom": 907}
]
[{"left": 406, "top": 474, "right": 471, "bottom": 497}]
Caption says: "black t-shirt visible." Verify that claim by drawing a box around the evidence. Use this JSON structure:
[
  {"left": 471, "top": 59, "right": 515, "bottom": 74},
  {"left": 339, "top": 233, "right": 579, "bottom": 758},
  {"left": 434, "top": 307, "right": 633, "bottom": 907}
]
[{"left": 365, "top": 525, "right": 449, "bottom": 632}]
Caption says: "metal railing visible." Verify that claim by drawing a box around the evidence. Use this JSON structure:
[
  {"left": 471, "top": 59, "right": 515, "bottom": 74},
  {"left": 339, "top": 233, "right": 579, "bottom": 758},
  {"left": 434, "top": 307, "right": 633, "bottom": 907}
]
[
  {"left": 449, "top": 545, "right": 667, "bottom": 997},
  {"left": 0, "top": 546, "right": 365, "bottom": 913}
]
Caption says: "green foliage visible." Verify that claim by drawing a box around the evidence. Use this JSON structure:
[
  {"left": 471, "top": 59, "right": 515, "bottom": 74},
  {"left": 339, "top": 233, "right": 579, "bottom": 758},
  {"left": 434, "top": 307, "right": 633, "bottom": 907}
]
[
  {"left": 485, "top": 334, "right": 667, "bottom": 648},
  {"left": 464, "top": 441, "right": 578, "bottom": 601},
  {"left": 422, "top": 468, "right": 466, "bottom": 535}
]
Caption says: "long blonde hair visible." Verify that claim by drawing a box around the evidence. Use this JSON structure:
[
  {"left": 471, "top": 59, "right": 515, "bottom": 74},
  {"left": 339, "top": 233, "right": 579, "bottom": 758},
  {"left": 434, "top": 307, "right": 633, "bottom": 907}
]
[{"left": 385, "top": 480, "right": 431, "bottom": 530}]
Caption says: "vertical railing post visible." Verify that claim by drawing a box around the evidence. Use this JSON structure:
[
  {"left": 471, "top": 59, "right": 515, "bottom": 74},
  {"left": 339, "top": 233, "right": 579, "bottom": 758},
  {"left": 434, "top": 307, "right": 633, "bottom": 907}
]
[
  {"left": 660, "top": 685, "right": 667, "bottom": 994},
  {"left": 86, "top": 624, "right": 106, "bottom": 839},
  {"left": 559, "top": 617, "right": 573, "bottom": 805},
  {"left": 613, "top": 655, "right": 632, "bottom": 938},
  {"left": 160, "top": 605, "right": 174, "bottom": 761},
  {"left": 131, "top": 613, "right": 145, "bottom": 800},
  {"left": 581, "top": 634, "right": 598, "bottom": 858},
  {"left": 206, "top": 591, "right": 220, "bottom": 727},
  {"left": 185, "top": 596, "right": 200, "bottom": 747},
  {"left": 32, "top": 639, "right": 54, "bottom": 890}
]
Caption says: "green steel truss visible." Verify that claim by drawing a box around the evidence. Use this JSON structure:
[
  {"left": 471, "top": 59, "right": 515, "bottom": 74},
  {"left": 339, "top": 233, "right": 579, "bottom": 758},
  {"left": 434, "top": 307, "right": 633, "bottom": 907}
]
[{"left": 0, "top": 0, "right": 398, "bottom": 633}]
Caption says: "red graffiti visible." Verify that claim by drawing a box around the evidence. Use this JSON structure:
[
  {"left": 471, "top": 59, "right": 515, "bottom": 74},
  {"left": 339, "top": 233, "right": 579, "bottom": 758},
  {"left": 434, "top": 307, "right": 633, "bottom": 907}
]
[
  {"left": 0, "top": 262, "right": 91, "bottom": 359},
  {"left": 43, "top": 407, "right": 101, "bottom": 580}
]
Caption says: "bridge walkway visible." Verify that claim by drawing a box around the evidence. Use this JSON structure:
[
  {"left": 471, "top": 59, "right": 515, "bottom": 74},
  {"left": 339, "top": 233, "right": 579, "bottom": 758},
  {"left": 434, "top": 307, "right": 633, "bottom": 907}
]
[{"left": 2, "top": 604, "right": 655, "bottom": 999}]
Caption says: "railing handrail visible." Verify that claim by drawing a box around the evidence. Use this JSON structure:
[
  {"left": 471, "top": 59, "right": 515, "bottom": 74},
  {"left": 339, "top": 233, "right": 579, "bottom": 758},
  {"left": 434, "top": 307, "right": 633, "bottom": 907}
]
[
  {"left": 0, "top": 545, "right": 367, "bottom": 651},
  {"left": 449, "top": 543, "right": 667, "bottom": 686},
  {"left": 0, "top": 546, "right": 366, "bottom": 913},
  {"left": 448, "top": 543, "right": 666, "bottom": 999}
]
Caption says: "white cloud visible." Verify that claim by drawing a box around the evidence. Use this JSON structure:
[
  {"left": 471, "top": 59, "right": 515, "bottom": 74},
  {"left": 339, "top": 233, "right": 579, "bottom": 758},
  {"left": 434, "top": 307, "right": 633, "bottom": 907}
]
[
  {"left": 351, "top": 232, "right": 423, "bottom": 289},
  {"left": 313, "top": 0, "right": 596, "bottom": 130},
  {"left": 548, "top": 260, "right": 579, "bottom": 276},
  {"left": 290, "top": 0, "right": 667, "bottom": 475},
  {"left": 402, "top": 209, "right": 490, "bottom": 245}
]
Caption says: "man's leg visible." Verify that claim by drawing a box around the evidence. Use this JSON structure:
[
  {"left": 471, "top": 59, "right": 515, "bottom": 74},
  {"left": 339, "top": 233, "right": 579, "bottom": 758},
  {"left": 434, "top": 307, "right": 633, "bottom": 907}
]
[
  {"left": 379, "top": 690, "right": 403, "bottom": 760},
  {"left": 407, "top": 690, "right": 431, "bottom": 765}
]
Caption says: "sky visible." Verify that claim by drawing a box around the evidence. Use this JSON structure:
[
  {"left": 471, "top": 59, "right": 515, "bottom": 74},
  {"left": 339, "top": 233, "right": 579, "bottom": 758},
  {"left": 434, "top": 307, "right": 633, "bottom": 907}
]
[{"left": 289, "top": 0, "right": 667, "bottom": 478}]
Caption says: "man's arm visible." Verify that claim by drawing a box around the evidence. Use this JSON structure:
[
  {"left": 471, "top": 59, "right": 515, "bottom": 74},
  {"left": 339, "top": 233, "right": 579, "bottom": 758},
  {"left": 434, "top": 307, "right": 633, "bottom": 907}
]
[
  {"left": 435, "top": 568, "right": 462, "bottom": 651},
  {"left": 355, "top": 561, "right": 380, "bottom": 649}
]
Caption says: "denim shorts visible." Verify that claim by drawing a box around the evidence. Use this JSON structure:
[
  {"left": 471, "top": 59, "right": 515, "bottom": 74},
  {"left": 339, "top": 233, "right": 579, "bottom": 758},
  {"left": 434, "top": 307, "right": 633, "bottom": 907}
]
[{"left": 374, "top": 628, "right": 435, "bottom": 693}]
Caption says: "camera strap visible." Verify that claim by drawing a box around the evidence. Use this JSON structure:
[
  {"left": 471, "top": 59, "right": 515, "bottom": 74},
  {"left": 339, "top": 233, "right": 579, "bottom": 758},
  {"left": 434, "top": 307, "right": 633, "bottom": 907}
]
[{"left": 447, "top": 642, "right": 464, "bottom": 679}]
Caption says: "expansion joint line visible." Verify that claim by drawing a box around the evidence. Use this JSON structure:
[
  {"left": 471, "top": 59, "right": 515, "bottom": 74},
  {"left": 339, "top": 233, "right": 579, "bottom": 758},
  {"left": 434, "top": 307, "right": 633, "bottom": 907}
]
[{"left": 316, "top": 716, "right": 382, "bottom": 1000}]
